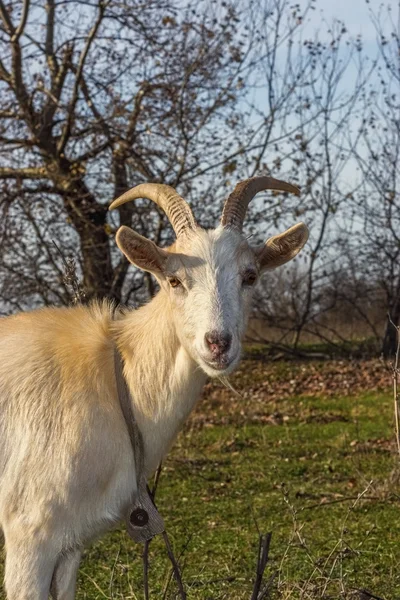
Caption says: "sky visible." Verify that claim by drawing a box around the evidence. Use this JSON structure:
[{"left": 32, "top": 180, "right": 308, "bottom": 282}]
[
  {"left": 247, "top": 0, "right": 392, "bottom": 234},
  {"left": 304, "top": 0, "right": 379, "bottom": 43}
]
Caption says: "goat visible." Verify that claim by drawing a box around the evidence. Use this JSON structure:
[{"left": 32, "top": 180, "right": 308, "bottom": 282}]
[{"left": 0, "top": 177, "right": 308, "bottom": 599}]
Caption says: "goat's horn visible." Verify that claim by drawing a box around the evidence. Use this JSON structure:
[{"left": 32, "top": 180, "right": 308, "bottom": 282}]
[
  {"left": 109, "top": 183, "right": 197, "bottom": 238},
  {"left": 221, "top": 176, "right": 300, "bottom": 231}
]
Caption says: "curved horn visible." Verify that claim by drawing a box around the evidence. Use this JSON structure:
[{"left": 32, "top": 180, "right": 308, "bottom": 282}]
[
  {"left": 221, "top": 176, "right": 300, "bottom": 231},
  {"left": 109, "top": 183, "right": 197, "bottom": 238}
]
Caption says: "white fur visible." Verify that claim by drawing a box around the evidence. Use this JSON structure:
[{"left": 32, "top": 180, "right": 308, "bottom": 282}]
[{"left": 0, "top": 224, "right": 305, "bottom": 599}]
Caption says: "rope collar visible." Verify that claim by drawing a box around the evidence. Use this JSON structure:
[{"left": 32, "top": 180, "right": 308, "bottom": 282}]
[{"left": 114, "top": 347, "right": 164, "bottom": 543}]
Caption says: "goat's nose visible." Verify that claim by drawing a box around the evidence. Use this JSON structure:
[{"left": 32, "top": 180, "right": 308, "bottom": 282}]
[{"left": 205, "top": 331, "right": 232, "bottom": 356}]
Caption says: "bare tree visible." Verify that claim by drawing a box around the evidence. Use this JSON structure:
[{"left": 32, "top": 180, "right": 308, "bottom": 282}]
[
  {"left": 343, "top": 1, "right": 400, "bottom": 356},
  {"left": 250, "top": 20, "right": 372, "bottom": 349},
  {"left": 4, "top": 0, "right": 395, "bottom": 360},
  {"left": 0, "top": 0, "right": 322, "bottom": 311}
]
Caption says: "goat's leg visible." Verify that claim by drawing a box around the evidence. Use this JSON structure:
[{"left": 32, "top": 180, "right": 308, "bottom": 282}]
[
  {"left": 3, "top": 527, "right": 58, "bottom": 600},
  {"left": 50, "top": 549, "right": 82, "bottom": 600}
]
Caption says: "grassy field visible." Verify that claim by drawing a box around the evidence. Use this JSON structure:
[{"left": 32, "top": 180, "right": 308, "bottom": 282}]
[{"left": 1, "top": 353, "right": 399, "bottom": 599}]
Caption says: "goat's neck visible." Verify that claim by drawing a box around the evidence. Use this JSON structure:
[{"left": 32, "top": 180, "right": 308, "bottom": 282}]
[{"left": 115, "top": 291, "right": 207, "bottom": 474}]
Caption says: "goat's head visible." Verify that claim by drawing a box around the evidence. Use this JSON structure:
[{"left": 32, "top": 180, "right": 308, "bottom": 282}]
[{"left": 109, "top": 178, "right": 308, "bottom": 376}]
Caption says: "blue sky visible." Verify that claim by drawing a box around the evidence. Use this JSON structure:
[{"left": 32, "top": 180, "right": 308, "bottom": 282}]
[
  {"left": 247, "top": 0, "right": 392, "bottom": 233},
  {"left": 305, "top": 0, "right": 378, "bottom": 42}
]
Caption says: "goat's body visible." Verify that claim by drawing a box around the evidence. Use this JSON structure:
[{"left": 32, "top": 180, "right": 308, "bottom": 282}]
[
  {"left": 0, "top": 179, "right": 308, "bottom": 599},
  {"left": 0, "top": 297, "right": 206, "bottom": 598}
]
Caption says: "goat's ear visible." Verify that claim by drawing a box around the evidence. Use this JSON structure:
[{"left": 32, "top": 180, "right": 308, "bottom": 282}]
[
  {"left": 255, "top": 223, "right": 309, "bottom": 271},
  {"left": 116, "top": 226, "right": 168, "bottom": 276}
]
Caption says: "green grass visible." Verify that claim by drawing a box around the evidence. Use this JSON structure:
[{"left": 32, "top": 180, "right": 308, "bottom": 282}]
[
  {"left": 80, "top": 382, "right": 400, "bottom": 599},
  {"left": 1, "top": 359, "right": 400, "bottom": 599}
]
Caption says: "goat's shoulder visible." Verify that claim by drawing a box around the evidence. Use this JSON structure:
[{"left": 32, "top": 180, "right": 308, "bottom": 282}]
[
  {"left": 1, "top": 299, "right": 114, "bottom": 344},
  {"left": 0, "top": 301, "right": 119, "bottom": 395}
]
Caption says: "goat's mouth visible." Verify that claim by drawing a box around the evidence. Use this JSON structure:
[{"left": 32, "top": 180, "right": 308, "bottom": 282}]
[
  {"left": 199, "top": 351, "right": 240, "bottom": 376},
  {"left": 204, "top": 359, "right": 230, "bottom": 371}
]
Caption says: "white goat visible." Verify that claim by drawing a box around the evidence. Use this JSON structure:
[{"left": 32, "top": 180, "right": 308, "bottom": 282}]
[{"left": 0, "top": 177, "right": 308, "bottom": 599}]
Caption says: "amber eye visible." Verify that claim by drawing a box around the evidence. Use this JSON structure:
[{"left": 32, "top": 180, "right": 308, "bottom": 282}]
[
  {"left": 243, "top": 271, "right": 257, "bottom": 287},
  {"left": 168, "top": 277, "right": 181, "bottom": 288}
]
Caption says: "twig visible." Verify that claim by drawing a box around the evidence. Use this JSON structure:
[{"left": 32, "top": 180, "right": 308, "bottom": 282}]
[
  {"left": 251, "top": 532, "right": 273, "bottom": 600},
  {"left": 357, "top": 589, "right": 385, "bottom": 600},
  {"left": 150, "top": 463, "right": 163, "bottom": 500},
  {"left": 299, "top": 495, "right": 382, "bottom": 511},
  {"left": 141, "top": 463, "right": 163, "bottom": 600},
  {"left": 143, "top": 462, "right": 186, "bottom": 600},
  {"left": 161, "top": 534, "right": 192, "bottom": 600},
  {"left": 80, "top": 571, "right": 110, "bottom": 598},
  {"left": 388, "top": 314, "right": 400, "bottom": 457},
  {"left": 142, "top": 541, "right": 150, "bottom": 600},
  {"left": 52, "top": 240, "right": 86, "bottom": 304},
  {"left": 161, "top": 531, "right": 187, "bottom": 600},
  {"left": 109, "top": 544, "right": 121, "bottom": 599}
]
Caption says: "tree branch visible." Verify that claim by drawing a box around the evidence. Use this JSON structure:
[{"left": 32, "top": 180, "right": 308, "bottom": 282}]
[
  {"left": 0, "top": 0, "right": 15, "bottom": 36},
  {"left": 57, "top": 1, "right": 108, "bottom": 155},
  {"left": 0, "top": 0, "right": 35, "bottom": 126},
  {"left": 11, "top": 0, "right": 30, "bottom": 43},
  {"left": 0, "top": 167, "right": 47, "bottom": 180},
  {"left": 45, "top": 0, "right": 58, "bottom": 77},
  {"left": 0, "top": 57, "right": 11, "bottom": 81}
]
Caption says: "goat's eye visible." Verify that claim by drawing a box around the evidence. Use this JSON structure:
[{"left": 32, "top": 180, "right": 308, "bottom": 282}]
[
  {"left": 168, "top": 277, "right": 182, "bottom": 288},
  {"left": 243, "top": 271, "right": 257, "bottom": 287}
]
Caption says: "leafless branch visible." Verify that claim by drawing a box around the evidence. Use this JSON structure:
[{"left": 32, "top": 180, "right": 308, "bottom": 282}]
[
  {"left": 45, "top": 0, "right": 58, "bottom": 76},
  {"left": 52, "top": 241, "right": 86, "bottom": 304},
  {"left": 0, "top": 0, "right": 15, "bottom": 36},
  {"left": 251, "top": 532, "right": 274, "bottom": 600},
  {"left": 57, "top": 1, "right": 108, "bottom": 155},
  {"left": 12, "top": 0, "right": 30, "bottom": 43},
  {"left": 0, "top": 167, "right": 48, "bottom": 180},
  {"left": 388, "top": 314, "right": 400, "bottom": 457},
  {"left": 161, "top": 531, "right": 187, "bottom": 599}
]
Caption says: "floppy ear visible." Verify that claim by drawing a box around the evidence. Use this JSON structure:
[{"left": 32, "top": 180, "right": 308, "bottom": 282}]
[
  {"left": 255, "top": 223, "right": 309, "bottom": 271},
  {"left": 116, "top": 226, "right": 168, "bottom": 276}
]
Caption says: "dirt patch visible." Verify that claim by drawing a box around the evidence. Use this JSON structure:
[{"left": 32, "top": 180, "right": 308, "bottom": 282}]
[{"left": 189, "top": 358, "right": 391, "bottom": 429}]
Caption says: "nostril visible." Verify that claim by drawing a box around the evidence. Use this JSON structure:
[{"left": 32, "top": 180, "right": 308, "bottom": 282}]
[
  {"left": 205, "top": 331, "right": 232, "bottom": 355},
  {"left": 205, "top": 330, "right": 217, "bottom": 347},
  {"left": 219, "top": 332, "right": 232, "bottom": 352}
]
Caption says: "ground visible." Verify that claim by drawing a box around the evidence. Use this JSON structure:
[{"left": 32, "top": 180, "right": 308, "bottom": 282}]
[{"left": 1, "top": 351, "right": 399, "bottom": 599}]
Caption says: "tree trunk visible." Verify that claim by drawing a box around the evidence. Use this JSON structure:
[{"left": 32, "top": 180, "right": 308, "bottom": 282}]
[{"left": 63, "top": 180, "right": 114, "bottom": 301}]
